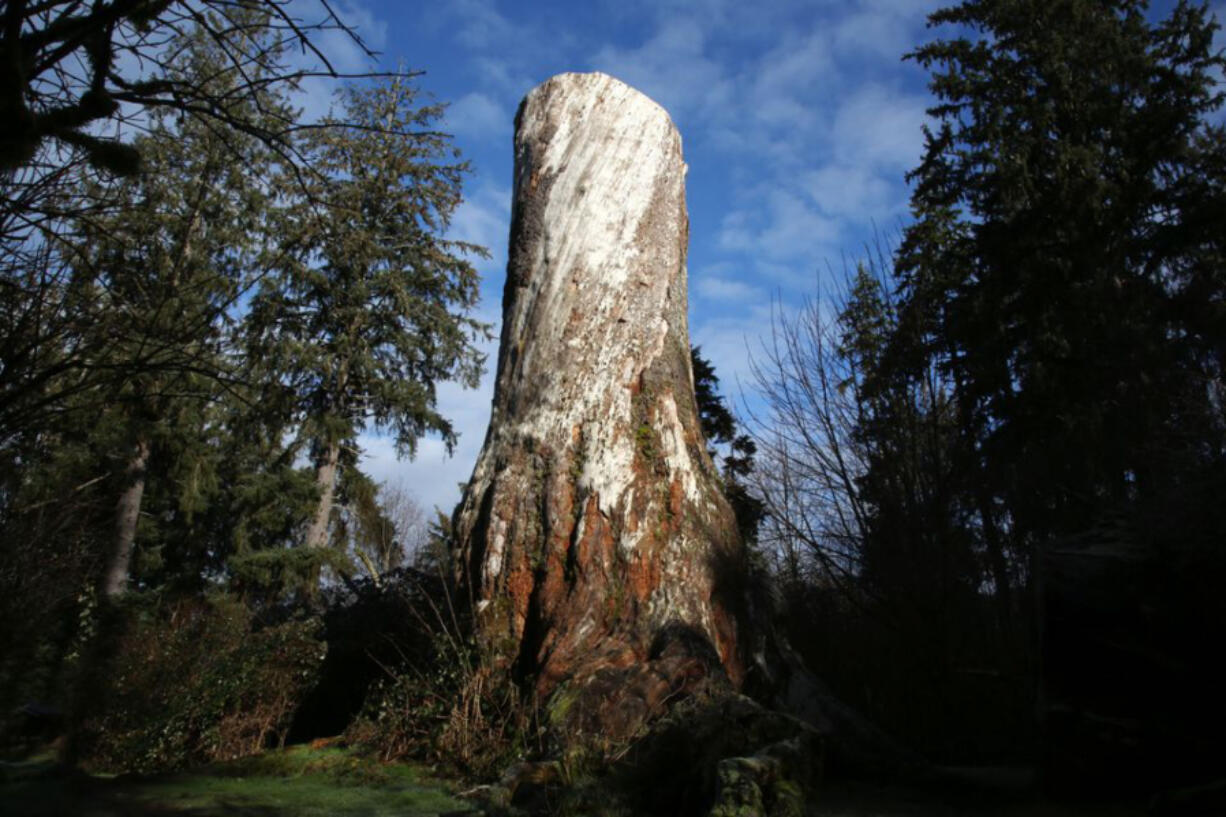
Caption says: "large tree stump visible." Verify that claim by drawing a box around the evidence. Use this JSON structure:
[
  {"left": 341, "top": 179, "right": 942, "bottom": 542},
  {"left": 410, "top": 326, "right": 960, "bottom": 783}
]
[{"left": 453, "top": 72, "right": 747, "bottom": 738}]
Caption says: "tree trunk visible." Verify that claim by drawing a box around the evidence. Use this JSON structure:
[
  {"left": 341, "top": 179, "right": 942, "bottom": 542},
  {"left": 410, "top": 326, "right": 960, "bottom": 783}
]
[
  {"left": 453, "top": 75, "right": 925, "bottom": 776},
  {"left": 976, "top": 487, "right": 1015, "bottom": 635},
  {"left": 453, "top": 72, "right": 747, "bottom": 738},
  {"left": 102, "top": 437, "right": 150, "bottom": 597},
  {"left": 305, "top": 440, "right": 340, "bottom": 552}
]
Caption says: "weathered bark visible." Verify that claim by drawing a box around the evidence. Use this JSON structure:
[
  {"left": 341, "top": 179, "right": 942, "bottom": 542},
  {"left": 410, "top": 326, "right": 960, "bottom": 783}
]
[
  {"left": 102, "top": 436, "right": 150, "bottom": 597},
  {"left": 305, "top": 440, "right": 340, "bottom": 552},
  {"left": 453, "top": 73, "right": 746, "bottom": 731},
  {"left": 453, "top": 75, "right": 926, "bottom": 778}
]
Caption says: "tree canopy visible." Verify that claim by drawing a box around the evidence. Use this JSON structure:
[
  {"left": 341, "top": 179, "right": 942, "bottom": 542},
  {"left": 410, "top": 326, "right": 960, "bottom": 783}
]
[{"left": 897, "top": 0, "right": 1226, "bottom": 541}]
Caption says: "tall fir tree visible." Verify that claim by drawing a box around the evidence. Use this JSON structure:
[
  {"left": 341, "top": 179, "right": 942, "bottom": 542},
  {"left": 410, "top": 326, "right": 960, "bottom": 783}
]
[
  {"left": 246, "top": 73, "right": 487, "bottom": 568},
  {"left": 897, "top": 0, "right": 1226, "bottom": 542},
  {"left": 886, "top": 0, "right": 1226, "bottom": 785},
  {"left": 32, "top": 11, "right": 297, "bottom": 597},
  {"left": 835, "top": 263, "right": 986, "bottom": 633}
]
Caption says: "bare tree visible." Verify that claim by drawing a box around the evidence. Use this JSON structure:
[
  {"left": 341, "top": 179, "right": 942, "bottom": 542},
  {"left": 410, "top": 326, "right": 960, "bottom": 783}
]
[
  {"left": 335, "top": 474, "right": 432, "bottom": 587},
  {"left": 363, "top": 479, "right": 428, "bottom": 580},
  {"left": 379, "top": 481, "right": 428, "bottom": 563},
  {"left": 746, "top": 290, "right": 870, "bottom": 597},
  {"left": 1, "top": 1, "right": 374, "bottom": 175}
]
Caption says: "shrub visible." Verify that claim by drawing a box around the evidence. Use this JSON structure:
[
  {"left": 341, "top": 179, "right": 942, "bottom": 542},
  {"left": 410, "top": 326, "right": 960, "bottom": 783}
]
[
  {"left": 79, "top": 592, "right": 324, "bottom": 772},
  {"left": 288, "top": 568, "right": 443, "bottom": 742},
  {"left": 343, "top": 569, "right": 541, "bottom": 779}
]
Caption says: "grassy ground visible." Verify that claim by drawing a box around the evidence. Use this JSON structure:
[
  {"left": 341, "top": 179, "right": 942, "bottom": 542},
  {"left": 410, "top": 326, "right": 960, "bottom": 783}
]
[
  {"left": 0, "top": 745, "right": 477, "bottom": 817},
  {"left": 2, "top": 746, "right": 1156, "bottom": 817}
]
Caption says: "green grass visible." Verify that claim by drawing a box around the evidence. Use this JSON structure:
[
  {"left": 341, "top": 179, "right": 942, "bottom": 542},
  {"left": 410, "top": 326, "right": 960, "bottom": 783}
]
[{"left": 1, "top": 745, "right": 477, "bottom": 817}]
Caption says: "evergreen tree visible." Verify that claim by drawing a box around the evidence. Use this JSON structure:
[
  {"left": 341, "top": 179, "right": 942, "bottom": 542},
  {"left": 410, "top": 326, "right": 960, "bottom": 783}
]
[
  {"left": 247, "top": 74, "right": 488, "bottom": 565},
  {"left": 0, "top": 10, "right": 294, "bottom": 599},
  {"left": 837, "top": 266, "right": 969, "bottom": 614},
  {"left": 59, "top": 14, "right": 293, "bottom": 596},
  {"left": 0, "top": 1, "right": 374, "bottom": 448},
  {"left": 691, "top": 346, "right": 765, "bottom": 544},
  {"left": 886, "top": 0, "right": 1226, "bottom": 782},
  {"left": 897, "top": 0, "right": 1226, "bottom": 543}
]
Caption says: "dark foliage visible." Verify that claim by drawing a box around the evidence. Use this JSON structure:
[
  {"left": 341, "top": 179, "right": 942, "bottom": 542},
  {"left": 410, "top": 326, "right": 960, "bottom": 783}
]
[
  {"left": 76, "top": 592, "right": 324, "bottom": 773},
  {"left": 805, "top": 0, "right": 1226, "bottom": 794},
  {"left": 691, "top": 346, "right": 765, "bottom": 544},
  {"left": 898, "top": 0, "right": 1226, "bottom": 544},
  {"left": 342, "top": 566, "right": 541, "bottom": 779},
  {"left": 289, "top": 567, "right": 456, "bottom": 743},
  {"left": 0, "top": 0, "right": 372, "bottom": 175}
]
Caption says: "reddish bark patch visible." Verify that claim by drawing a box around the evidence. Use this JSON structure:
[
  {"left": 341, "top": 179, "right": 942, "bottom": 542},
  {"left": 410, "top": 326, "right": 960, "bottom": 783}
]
[
  {"left": 627, "top": 548, "right": 661, "bottom": 604},
  {"left": 506, "top": 567, "right": 535, "bottom": 636}
]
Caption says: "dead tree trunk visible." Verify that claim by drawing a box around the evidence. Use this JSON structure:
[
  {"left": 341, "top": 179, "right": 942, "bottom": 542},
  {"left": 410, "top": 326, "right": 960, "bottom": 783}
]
[
  {"left": 453, "top": 72, "right": 747, "bottom": 738},
  {"left": 454, "top": 75, "right": 923, "bottom": 778}
]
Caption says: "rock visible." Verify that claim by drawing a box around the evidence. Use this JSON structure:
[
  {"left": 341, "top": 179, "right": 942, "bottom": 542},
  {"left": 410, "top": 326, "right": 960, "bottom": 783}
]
[
  {"left": 610, "top": 693, "right": 825, "bottom": 816},
  {"left": 710, "top": 751, "right": 805, "bottom": 817}
]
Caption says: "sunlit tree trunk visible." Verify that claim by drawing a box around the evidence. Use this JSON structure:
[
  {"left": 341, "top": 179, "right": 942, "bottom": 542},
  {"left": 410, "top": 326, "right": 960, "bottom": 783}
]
[
  {"left": 305, "top": 441, "right": 340, "bottom": 552},
  {"left": 453, "top": 73, "right": 746, "bottom": 740},
  {"left": 102, "top": 437, "right": 150, "bottom": 597}
]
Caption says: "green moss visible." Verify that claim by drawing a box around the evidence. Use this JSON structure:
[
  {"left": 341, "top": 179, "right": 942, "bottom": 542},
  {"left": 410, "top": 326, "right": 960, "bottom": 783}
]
[
  {"left": 631, "top": 383, "right": 663, "bottom": 469},
  {"left": 1, "top": 745, "right": 476, "bottom": 816},
  {"left": 770, "top": 778, "right": 805, "bottom": 817},
  {"left": 135, "top": 771, "right": 466, "bottom": 816},
  {"left": 635, "top": 423, "right": 655, "bottom": 461},
  {"left": 547, "top": 682, "right": 582, "bottom": 730},
  {"left": 607, "top": 572, "right": 627, "bottom": 622}
]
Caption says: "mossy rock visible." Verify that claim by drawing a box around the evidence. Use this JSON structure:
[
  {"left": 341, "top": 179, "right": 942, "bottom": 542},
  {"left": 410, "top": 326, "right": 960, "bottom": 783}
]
[
  {"left": 709, "top": 747, "right": 807, "bottom": 817},
  {"left": 584, "top": 693, "right": 824, "bottom": 816}
]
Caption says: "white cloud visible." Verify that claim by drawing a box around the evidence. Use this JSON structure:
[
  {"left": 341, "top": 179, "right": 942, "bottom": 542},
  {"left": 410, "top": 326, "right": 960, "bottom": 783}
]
[
  {"left": 803, "top": 163, "right": 897, "bottom": 222},
  {"left": 469, "top": 56, "right": 537, "bottom": 99},
  {"left": 694, "top": 273, "right": 763, "bottom": 303},
  {"left": 832, "top": 0, "right": 928, "bottom": 62},
  {"left": 753, "top": 260, "right": 819, "bottom": 290},
  {"left": 292, "top": 77, "right": 339, "bottom": 123},
  {"left": 595, "top": 6, "right": 928, "bottom": 292},
  {"left": 752, "top": 29, "right": 836, "bottom": 106},
  {"left": 591, "top": 18, "right": 732, "bottom": 122},
  {"left": 709, "top": 78, "right": 925, "bottom": 274},
  {"left": 421, "top": 0, "right": 557, "bottom": 100},
  {"left": 691, "top": 302, "right": 779, "bottom": 404},
  {"left": 446, "top": 92, "right": 511, "bottom": 143},
  {"left": 441, "top": 0, "right": 519, "bottom": 50},
  {"left": 719, "top": 189, "right": 841, "bottom": 262},
  {"left": 830, "top": 84, "right": 929, "bottom": 170},
  {"left": 687, "top": 24, "right": 837, "bottom": 169}
]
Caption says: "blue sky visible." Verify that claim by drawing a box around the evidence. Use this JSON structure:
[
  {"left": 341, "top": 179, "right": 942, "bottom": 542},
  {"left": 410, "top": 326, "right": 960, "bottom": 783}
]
[{"left": 297, "top": 0, "right": 1224, "bottom": 514}]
